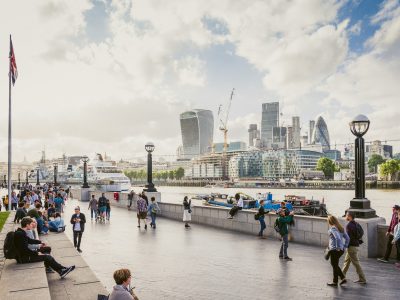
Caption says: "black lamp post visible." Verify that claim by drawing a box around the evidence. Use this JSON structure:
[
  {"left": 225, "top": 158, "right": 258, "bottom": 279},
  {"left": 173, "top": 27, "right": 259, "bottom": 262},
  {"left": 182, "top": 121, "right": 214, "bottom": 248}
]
[
  {"left": 3, "top": 175, "right": 6, "bottom": 186},
  {"left": 25, "top": 171, "right": 29, "bottom": 185},
  {"left": 81, "top": 156, "right": 90, "bottom": 188},
  {"left": 53, "top": 162, "right": 58, "bottom": 186},
  {"left": 347, "top": 114, "right": 377, "bottom": 218},
  {"left": 36, "top": 167, "right": 40, "bottom": 186},
  {"left": 17, "top": 172, "right": 20, "bottom": 188},
  {"left": 144, "top": 142, "right": 157, "bottom": 192}
]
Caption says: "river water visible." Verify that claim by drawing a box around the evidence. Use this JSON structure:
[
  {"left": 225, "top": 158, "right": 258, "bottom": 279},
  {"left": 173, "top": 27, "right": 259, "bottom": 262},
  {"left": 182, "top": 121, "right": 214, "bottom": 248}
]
[{"left": 153, "top": 186, "right": 399, "bottom": 223}]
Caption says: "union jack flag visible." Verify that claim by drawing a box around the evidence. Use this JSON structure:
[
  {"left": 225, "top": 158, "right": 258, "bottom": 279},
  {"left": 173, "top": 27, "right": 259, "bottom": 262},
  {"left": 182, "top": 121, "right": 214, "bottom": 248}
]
[{"left": 9, "top": 36, "right": 18, "bottom": 86}]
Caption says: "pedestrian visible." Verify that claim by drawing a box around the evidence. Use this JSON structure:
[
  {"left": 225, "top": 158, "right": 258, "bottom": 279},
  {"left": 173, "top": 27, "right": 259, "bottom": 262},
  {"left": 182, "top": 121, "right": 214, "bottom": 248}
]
[
  {"left": 127, "top": 190, "right": 135, "bottom": 210},
  {"left": 342, "top": 212, "right": 367, "bottom": 284},
  {"left": 227, "top": 193, "right": 243, "bottom": 219},
  {"left": 136, "top": 195, "right": 148, "bottom": 229},
  {"left": 106, "top": 198, "right": 111, "bottom": 221},
  {"left": 326, "top": 215, "right": 350, "bottom": 287},
  {"left": 54, "top": 193, "right": 64, "bottom": 214},
  {"left": 70, "top": 206, "right": 86, "bottom": 253},
  {"left": 392, "top": 209, "right": 400, "bottom": 269},
  {"left": 148, "top": 197, "right": 161, "bottom": 229},
  {"left": 276, "top": 209, "right": 294, "bottom": 260},
  {"left": 98, "top": 193, "right": 108, "bottom": 222},
  {"left": 183, "top": 196, "right": 192, "bottom": 228},
  {"left": 88, "top": 195, "right": 98, "bottom": 220},
  {"left": 256, "top": 200, "right": 269, "bottom": 238},
  {"left": 11, "top": 191, "right": 18, "bottom": 210},
  {"left": 109, "top": 268, "right": 139, "bottom": 300},
  {"left": 378, "top": 205, "right": 400, "bottom": 263}
]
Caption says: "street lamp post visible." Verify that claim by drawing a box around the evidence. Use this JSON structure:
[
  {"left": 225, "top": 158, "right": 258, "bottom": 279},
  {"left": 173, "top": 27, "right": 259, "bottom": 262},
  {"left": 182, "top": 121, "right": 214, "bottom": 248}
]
[
  {"left": 25, "top": 171, "right": 29, "bottom": 185},
  {"left": 347, "top": 114, "right": 377, "bottom": 218},
  {"left": 3, "top": 175, "right": 6, "bottom": 187},
  {"left": 81, "top": 156, "right": 90, "bottom": 188},
  {"left": 144, "top": 142, "right": 157, "bottom": 192},
  {"left": 53, "top": 162, "right": 58, "bottom": 186},
  {"left": 36, "top": 167, "right": 40, "bottom": 186},
  {"left": 18, "top": 172, "right": 20, "bottom": 189}
]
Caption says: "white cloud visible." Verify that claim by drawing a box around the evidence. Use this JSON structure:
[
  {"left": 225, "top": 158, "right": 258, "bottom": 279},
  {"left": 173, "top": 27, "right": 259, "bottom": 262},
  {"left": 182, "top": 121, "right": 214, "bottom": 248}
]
[{"left": 173, "top": 56, "right": 206, "bottom": 86}]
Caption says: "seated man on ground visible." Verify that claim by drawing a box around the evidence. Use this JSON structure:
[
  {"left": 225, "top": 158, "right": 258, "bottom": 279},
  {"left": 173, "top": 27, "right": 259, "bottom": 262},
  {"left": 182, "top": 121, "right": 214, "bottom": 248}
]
[
  {"left": 27, "top": 219, "right": 51, "bottom": 256},
  {"left": 13, "top": 217, "right": 75, "bottom": 278},
  {"left": 13, "top": 202, "right": 27, "bottom": 223},
  {"left": 48, "top": 213, "right": 66, "bottom": 232}
]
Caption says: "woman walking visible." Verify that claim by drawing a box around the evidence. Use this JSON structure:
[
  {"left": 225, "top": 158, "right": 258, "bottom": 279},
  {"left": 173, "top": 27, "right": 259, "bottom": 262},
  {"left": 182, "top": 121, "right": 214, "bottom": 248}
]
[
  {"left": 326, "top": 215, "right": 350, "bottom": 287},
  {"left": 257, "top": 200, "right": 269, "bottom": 238},
  {"left": 148, "top": 197, "right": 161, "bottom": 229},
  {"left": 136, "top": 195, "right": 148, "bottom": 229},
  {"left": 183, "top": 196, "right": 192, "bottom": 228}
]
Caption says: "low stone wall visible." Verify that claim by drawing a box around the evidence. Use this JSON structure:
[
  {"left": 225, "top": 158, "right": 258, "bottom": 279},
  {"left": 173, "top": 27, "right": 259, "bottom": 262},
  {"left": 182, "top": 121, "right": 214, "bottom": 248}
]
[
  {"left": 377, "top": 224, "right": 398, "bottom": 259},
  {"left": 82, "top": 190, "right": 385, "bottom": 258}
]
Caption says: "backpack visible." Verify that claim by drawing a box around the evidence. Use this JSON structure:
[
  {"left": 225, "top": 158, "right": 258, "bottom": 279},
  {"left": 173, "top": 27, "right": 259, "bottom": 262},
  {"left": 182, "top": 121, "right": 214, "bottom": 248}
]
[
  {"left": 355, "top": 222, "right": 364, "bottom": 240},
  {"left": 254, "top": 213, "right": 260, "bottom": 221},
  {"left": 274, "top": 219, "right": 281, "bottom": 233},
  {"left": 3, "top": 231, "right": 17, "bottom": 259}
]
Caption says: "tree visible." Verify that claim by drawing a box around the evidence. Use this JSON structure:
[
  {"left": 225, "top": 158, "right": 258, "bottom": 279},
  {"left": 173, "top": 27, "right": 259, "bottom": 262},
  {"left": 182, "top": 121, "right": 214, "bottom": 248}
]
[
  {"left": 175, "top": 167, "right": 185, "bottom": 180},
  {"left": 368, "top": 154, "right": 385, "bottom": 173},
  {"left": 316, "top": 157, "right": 337, "bottom": 179},
  {"left": 380, "top": 159, "right": 400, "bottom": 181},
  {"left": 168, "top": 170, "right": 175, "bottom": 180}
]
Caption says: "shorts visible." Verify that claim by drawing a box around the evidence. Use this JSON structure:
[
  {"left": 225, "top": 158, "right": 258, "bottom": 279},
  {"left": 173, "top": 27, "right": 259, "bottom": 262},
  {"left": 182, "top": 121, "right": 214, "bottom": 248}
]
[
  {"left": 99, "top": 206, "right": 107, "bottom": 213},
  {"left": 137, "top": 212, "right": 147, "bottom": 219}
]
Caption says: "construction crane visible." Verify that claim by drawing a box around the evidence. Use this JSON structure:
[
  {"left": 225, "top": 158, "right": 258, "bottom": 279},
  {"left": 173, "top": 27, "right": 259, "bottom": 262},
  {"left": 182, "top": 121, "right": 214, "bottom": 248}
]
[{"left": 218, "top": 88, "right": 234, "bottom": 179}]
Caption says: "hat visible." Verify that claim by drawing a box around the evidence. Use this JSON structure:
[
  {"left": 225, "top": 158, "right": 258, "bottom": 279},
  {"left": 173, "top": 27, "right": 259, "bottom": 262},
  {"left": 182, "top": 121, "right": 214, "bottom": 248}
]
[
  {"left": 74, "top": 206, "right": 80, "bottom": 210},
  {"left": 393, "top": 205, "right": 400, "bottom": 210}
]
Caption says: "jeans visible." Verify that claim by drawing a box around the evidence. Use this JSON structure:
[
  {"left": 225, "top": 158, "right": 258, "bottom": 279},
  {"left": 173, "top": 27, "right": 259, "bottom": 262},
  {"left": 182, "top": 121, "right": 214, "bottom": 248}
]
[
  {"left": 150, "top": 212, "right": 157, "bottom": 226},
  {"left": 90, "top": 209, "right": 98, "bottom": 219},
  {"left": 279, "top": 234, "right": 289, "bottom": 257},
  {"left": 11, "top": 203, "right": 17, "bottom": 210},
  {"left": 384, "top": 234, "right": 400, "bottom": 261},
  {"left": 342, "top": 246, "right": 366, "bottom": 282},
  {"left": 330, "top": 250, "right": 345, "bottom": 283},
  {"left": 73, "top": 231, "right": 83, "bottom": 249},
  {"left": 106, "top": 209, "right": 111, "bottom": 220},
  {"left": 258, "top": 217, "right": 266, "bottom": 236},
  {"left": 19, "top": 254, "right": 64, "bottom": 273}
]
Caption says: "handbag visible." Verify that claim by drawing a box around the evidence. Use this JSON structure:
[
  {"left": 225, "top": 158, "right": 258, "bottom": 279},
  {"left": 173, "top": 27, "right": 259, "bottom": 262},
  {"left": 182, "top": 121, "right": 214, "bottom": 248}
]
[
  {"left": 324, "top": 248, "right": 331, "bottom": 261},
  {"left": 188, "top": 209, "right": 192, "bottom": 214}
]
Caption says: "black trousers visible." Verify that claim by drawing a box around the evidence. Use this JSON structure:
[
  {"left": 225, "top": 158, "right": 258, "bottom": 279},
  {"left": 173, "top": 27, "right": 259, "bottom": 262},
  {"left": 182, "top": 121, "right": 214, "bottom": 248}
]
[
  {"left": 384, "top": 234, "right": 400, "bottom": 260},
  {"left": 19, "top": 254, "right": 64, "bottom": 273},
  {"left": 229, "top": 206, "right": 242, "bottom": 217},
  {"left": 11, "top": 203, "right": 17, "bottom": 210},
  {"left": 330, "top": 250, "right": 345, "bottom": 283},
  {"left": 73, "top": 231, "right": 83, "bottom": 249}
]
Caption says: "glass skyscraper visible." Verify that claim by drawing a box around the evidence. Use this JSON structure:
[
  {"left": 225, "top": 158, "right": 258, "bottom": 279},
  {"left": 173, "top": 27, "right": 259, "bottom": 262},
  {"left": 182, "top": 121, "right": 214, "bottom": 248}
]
[
  {"left": 180, "top": 109, "right": 214, "bottom": 159},
  {"left": 311, "top": 116, "right": 330, "bottom": 151},
  {"left": 261, "top": 102, "right": 279, "bottom": 148}
]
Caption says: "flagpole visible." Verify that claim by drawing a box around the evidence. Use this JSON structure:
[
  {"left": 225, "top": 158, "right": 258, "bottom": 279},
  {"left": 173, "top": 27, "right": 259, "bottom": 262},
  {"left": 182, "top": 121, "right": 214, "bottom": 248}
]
[{"left": 7, "top": 34, "right": 12, "bottom": 211}]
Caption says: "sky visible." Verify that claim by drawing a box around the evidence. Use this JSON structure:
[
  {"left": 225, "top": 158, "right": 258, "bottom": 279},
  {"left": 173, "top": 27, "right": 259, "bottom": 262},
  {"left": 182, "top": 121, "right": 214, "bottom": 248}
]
[{"left": 0, "top": 0, "right": 399, "bottom": 162}]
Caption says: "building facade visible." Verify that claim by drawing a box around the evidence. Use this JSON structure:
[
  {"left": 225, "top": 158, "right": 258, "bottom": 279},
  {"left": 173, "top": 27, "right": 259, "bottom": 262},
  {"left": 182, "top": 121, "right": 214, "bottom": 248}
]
[
  {"left": 248, "top": 124, "right": 260, "bottom": 147},
  {"left": 292, "top": 116, "right": 301, "bottom": 149},
  {"left": 180, "top": 109, "right": 214, "bottom": 159},
  {"left": 311, "top": 116, "right": 330, "bottom": 151},
  {"left": 214, "top": 141, "right": 247, "bottom": 153},
  {"left": 261, "top": 102, "right": 279, "bottom": 148}
]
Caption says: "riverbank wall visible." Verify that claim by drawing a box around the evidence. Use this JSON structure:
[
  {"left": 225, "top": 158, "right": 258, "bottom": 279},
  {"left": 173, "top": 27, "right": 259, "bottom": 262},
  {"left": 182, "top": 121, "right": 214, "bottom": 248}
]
[{"left": 73, "top": 190, "right": 391, "bottom": 259}]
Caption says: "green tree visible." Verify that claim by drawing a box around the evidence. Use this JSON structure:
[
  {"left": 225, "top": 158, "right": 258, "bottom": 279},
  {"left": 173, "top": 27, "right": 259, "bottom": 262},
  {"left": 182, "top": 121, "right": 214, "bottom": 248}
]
[
  {"left": 316, "top": 157, "right": 337, "bottom": 179},
  {"left": 161, "top": 171, "right": 169, "bottom": 181},
  {"left": 168, "top": 170, "right": 175, "bottom": 180},
  {"left": 368, "top": 154, "right": 385, "bottom": 173},
  {"left": 380, "top": 159, "right": 400, "bottom": 181},
  {"left": 175, "top": 167, "right": 185, "bottom": 180}
]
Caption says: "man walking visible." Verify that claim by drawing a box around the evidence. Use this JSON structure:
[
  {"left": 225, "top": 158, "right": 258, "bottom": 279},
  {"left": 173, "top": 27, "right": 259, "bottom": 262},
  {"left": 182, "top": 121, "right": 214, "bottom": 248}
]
[
  {"left": 88, "top": 195, "right": 98, "bottom": 220},
  {"left": 70, "top": 206, "right": 86, "bottom": 253},
  {"left": 378, "top": 205, "right": 400, "bottom": 263},
  {"left": 342, "top": 212, "right": 367, "bottom": 284}
]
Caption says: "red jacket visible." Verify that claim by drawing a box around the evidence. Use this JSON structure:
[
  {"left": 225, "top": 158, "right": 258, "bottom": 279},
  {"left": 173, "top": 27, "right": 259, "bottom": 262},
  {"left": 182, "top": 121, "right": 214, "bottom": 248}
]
[{"left": 388, "top": 212, "right": 399, "bottom": 233}]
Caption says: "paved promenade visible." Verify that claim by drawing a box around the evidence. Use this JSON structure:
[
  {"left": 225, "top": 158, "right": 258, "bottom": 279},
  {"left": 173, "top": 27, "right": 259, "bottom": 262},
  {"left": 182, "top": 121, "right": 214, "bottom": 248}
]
[{"left": 66, "top": 199, "right": 400, "bottom": 300}]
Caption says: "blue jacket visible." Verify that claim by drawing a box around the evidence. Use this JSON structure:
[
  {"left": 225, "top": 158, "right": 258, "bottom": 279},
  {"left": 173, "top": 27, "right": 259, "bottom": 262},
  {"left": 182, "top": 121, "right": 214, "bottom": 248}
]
[{"left": 328, "top": 226, "right": 350, "bottom": 251}]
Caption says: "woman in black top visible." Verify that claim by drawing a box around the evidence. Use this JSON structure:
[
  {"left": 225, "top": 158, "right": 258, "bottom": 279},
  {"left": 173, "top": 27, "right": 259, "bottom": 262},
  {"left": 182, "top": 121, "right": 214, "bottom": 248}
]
[
  {"left": 183, "top": 196, "right": 192, "bottom": 228},
  {"left": 257, "top": 200, "right": 269, "bottom": 238}
]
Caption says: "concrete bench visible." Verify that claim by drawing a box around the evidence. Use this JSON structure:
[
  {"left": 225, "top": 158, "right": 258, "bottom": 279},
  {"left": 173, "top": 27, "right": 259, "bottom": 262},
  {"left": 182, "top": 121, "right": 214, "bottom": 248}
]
[{"left": 0, "top": 259, "right": 51, "bottom": 300}]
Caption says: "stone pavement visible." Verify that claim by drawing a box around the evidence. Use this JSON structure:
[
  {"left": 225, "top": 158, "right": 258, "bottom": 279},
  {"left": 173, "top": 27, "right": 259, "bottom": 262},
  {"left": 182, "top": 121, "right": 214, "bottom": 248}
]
[{"left": 66, "top": 199, "right": 400, "bottom": 300}]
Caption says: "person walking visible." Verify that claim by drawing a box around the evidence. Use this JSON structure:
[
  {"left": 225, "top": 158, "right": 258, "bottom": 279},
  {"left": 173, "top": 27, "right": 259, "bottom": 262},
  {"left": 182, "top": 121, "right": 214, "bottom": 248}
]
[
  {"left": 183, "top": 196, "right": 192, "bottom": 228},
  {"left": 342, "top": 212, "right": 367, "bottom": 284},
  {"left": 378, "top": 205, "right": 400, "bottom": 263},
  {"left": 256, "top": 200, "right": 269, "bottom": 238},
  {"left": 11, "top": 191, "right": 18, "bottom": 210},
  {"left": 136, "top": 195, "right": 148, "bottom": 229},
  {"left": 88, "top": 195, "right": 98, "bottom": 221},
  {"left": 228, "top": 193, "right": 243, "bottom": 219},
  {"left": 276, "top": 209, "right": 294, "bottom": 260},
  {"left": 127, "top": 190, "right": 135, "bottom": 210},
  {"left": 392, "top": 209, "right": 400, "bottom": 269},
  {"left": 148, "top": 197, "right": 161, "bottom": 229},
  {"left": 326, "top": 215, "right": 350, "bottom": 287},
  {"left": 98, "top": 193, "right": 108, "bottom": 222},
  {"left": 106, "top": 198, "right": 111, "bottom": 221},
  {"left": 70, "top": 206, "right": 86, "bottom": 253}
]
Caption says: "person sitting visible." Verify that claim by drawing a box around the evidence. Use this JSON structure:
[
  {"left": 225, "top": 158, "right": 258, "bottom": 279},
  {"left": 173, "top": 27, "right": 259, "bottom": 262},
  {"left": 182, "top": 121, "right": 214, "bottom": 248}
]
[
  {"left": 36, "top": 211, "right": 49, "bottom": 235},
  {"left": 27, "top": 204, "right": 40, "bottom": 219},
  {"left": 13, "top": 217, "right": 75, "bottom": 278},
  {"left": 228, "top": 193, "right": 243, "bottom": 219},
  {"left": 27, "top": 219, "right": 52, "bottom": 257},
  {"left": 47, "top": 204, "right": 56, "bottom": 219},
  {"left": 109, "top": 268, "right": 139, "bottom": 300},
  {"left": 13, "top": 202, "right": 27, "bottom": 223},
  {"left": 48, "top": 213, "right": 66, "bottom": 232}
]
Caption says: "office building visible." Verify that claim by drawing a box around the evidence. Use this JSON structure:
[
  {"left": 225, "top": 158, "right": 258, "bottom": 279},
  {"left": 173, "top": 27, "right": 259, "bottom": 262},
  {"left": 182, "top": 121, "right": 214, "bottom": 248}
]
[
  {"left": 366, "top": 140, "right": 393, "bottom": 159},
  {"left": 261, "top": 102, "right": 279, "bottom": 148},
  {"left": 292, "top": 116, "right": 301, "bottom": 149},
  {"left": 214, "top": 141, "right": 247, "bottom": 153},
  {"left": 311, "top": 116, "right": 330, "bottom": 151},
  {"left": 309, "top": 120, "right": 315, "bottom": 144},
  {"left": 180, "top": 109, "right": 214, "bottom": 159},
  {"left": 248, "top": 124, "right": 260, "bottom": 147},
  {"left": 272, "top": 126, "right": 287, "bottom": 149},
  {"left": 286, "top": 126, "right": 293, "bottom": 149}
]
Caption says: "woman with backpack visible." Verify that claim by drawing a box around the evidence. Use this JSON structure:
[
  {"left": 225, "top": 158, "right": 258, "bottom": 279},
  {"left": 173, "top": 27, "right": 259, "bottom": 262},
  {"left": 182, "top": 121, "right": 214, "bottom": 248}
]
[
  {"left": 255, "top": 200, "right": 269, "bottom": 238},
  {"left": 326, "top": 215, "right": 350, "bottom": 287}
]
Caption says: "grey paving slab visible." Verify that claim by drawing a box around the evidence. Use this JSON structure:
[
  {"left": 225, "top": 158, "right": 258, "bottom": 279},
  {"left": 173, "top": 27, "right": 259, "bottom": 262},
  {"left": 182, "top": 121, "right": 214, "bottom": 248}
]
[{"left": 4, "top": 287, "right": 51, "bottom": 300}]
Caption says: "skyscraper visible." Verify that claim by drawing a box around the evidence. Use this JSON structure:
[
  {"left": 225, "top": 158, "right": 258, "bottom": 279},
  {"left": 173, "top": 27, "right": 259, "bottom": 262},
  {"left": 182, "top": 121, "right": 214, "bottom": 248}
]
[
  {"left": 180, "top": 109, "right": 214, "bottom": 159},
  {"left": 311, "top": 116, "right": 330, "bottom": 151},
  {"left": 292, "top": 116, "right": 301, "bottom": 149},
  {"left": 286, "top": 126, "right": 293, "bottom": 149},
  {"left": 248, "top": 124, "right": 260, "bottom": 147},
  {"left": 309, "top": 120, "right": 315, "bottom": 144},
  {"left": 261, "top": 102, "right": 279, "bottom": 148}
]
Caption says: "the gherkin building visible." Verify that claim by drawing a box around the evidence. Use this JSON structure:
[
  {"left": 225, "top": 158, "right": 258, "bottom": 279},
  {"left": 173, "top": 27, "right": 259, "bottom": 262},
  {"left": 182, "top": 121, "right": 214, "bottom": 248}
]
[{"left": 311, "top": 116, "right": 330, "bottom": 151}]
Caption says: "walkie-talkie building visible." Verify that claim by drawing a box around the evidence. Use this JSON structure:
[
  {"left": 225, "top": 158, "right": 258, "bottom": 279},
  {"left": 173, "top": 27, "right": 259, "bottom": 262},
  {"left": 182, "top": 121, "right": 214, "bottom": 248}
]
[
  {"left": 311, "top": 116, "right": 330, "bottom": 151},
  {"left": 180, "top": 109, "right": 214, "bottom": 159}
]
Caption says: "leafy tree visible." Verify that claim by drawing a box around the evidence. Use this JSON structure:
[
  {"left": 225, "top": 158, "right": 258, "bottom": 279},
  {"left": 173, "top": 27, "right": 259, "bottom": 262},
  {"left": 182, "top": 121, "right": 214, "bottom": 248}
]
[
  {"left": 316, "top": 157, "right": 337, "bottom": 179},
  {"left": 161, "top": 171, "right": 169, "bottom": 181},
  {"left": 168, "top": 170, "right": 175, "bottom": 180},
  {"left": 380, "top": 159, "right": 400, "bottom": 181},
  {"left": 368, "top": 154, "right": 385, "bottom": 173},
  {"left": 175, "top": 167, "right": 185, "bottom": 180}
]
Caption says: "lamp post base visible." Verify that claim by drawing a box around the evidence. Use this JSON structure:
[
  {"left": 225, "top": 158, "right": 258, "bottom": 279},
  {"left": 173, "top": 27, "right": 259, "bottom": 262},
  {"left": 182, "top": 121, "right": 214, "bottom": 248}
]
[
  {"left": 144, "top": 183, "right": 157, "bottom": 193},
  {"left": 346, "top": 198, "right": 377, "bottom": 219}
]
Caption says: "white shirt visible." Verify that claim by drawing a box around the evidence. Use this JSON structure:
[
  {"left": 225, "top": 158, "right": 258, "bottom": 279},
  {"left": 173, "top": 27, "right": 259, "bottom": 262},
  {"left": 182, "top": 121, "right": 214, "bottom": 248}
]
[
  {"left": 74, "top": 214, "right": 81, "bottom": 231},
  {"left": 237, "top": 197, "right": 244, "bottom": 208}
]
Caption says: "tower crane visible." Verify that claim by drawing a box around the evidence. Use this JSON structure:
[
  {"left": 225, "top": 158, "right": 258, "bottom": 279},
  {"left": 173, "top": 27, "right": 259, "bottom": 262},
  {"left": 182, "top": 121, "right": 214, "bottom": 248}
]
[{"left": 218, "top": 88, "right": 234, "bottom": 179}]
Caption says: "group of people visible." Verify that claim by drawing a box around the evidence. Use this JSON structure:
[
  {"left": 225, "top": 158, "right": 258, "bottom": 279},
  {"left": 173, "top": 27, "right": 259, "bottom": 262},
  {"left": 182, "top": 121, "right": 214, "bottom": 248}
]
[{"left": 88, "top": 193, "right": 111, "bottom": 222}]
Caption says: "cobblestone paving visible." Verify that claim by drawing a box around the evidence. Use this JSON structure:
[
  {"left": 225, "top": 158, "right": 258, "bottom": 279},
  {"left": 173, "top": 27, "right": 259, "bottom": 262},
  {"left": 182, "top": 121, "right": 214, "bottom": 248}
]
[{"left": 64, "top": 200, "right": 399, "bottom": 300}]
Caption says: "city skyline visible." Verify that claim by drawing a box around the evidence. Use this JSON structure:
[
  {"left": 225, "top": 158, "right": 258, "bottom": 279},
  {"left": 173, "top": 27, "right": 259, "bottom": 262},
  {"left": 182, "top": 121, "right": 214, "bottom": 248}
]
[{"left": 0, "top": 0, "right": 399, "bottom": 161}]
